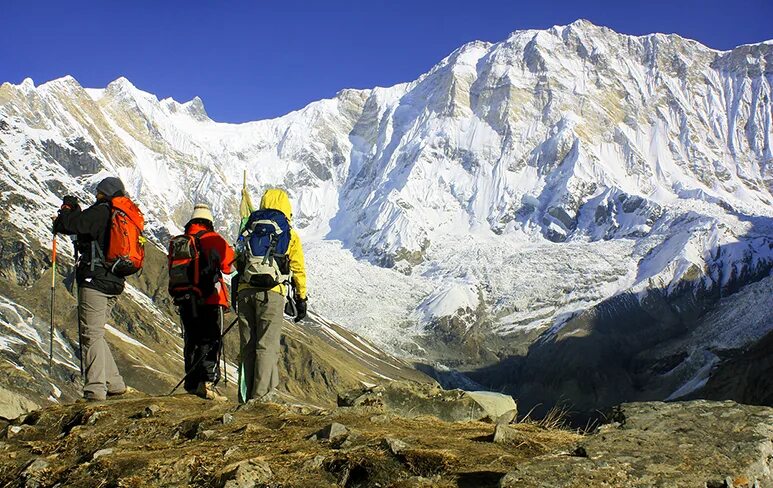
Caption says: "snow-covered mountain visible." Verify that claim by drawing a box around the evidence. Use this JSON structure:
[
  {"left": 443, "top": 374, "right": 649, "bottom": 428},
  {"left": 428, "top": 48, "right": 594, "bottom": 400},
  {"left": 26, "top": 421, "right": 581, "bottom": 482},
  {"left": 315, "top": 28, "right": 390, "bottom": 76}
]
[{"left": 1, "top": 20, "right": 772, "bottom": 412}]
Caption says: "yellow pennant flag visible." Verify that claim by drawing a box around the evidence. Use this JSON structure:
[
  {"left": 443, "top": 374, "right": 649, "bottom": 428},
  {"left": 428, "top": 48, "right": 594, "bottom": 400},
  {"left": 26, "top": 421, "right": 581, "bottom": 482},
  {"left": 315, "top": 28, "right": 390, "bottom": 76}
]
[{"left": 239, "top": 170, "right": 255, "bottom": 234}]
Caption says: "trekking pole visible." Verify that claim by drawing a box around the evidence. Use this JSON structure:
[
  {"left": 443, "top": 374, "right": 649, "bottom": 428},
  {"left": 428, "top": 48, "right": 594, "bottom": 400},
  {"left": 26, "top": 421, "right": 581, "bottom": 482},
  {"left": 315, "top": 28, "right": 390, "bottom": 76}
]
[
  {"left": 168, "top": 316, "right": 239, "bottom": 396},
  {"left": 49, "top": 231, "right": 57, "bottom": 374},
  {"left": 73, "top": 243, "right": 84, "bottom": 378},
  {"left": 220, "top": 307, "right": 227, "bottom": 386}
]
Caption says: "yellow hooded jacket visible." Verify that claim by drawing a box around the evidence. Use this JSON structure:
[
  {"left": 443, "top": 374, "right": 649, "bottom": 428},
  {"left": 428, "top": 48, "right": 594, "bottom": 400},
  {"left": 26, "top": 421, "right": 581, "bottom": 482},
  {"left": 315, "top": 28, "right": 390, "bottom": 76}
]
[{"left": 240, "top": 188, "right": 307, "bottom": 299}]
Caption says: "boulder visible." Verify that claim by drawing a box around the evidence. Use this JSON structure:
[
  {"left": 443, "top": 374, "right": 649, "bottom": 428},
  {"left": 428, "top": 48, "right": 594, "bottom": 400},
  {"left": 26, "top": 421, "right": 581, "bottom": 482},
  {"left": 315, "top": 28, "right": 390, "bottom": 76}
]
[
  {"left": 22, "top": 458, "right": 49, "bottom": 476},
  {"left": 338, "top": 382, "right": 517, "bottom": 423},
  {"left": 495, "top": 409, "right": 517, "bottom": 426},
  {"left": 143, "top": 404, "right": 161, "bottom": 418},
  {"left": 465, "top": 392, "right": 517, "bottom": 420},
  {"left": 301, "top": 455, "right": 326, "bottom": 471},
  {"left": 492, "top": 424, "right": 520, "bottom": 444},
  {"left": 0, "top": 386, "right": 39, "bottom": 420},
  {"left": 383, "top": 437, "right": 409, "bottom": 455},
  {"left": 92, "top": 448, "right": 113, "bottom": 460},
  {"left": 86, "top": 411, "right": 107, "bottom": 425},
  {"left": 21, "top": 458, "right": 50, "bottom": 488},
  {"left": 4, "top": 424, "right": 35, "bottom": 440},
  {"left": 197, "top": 430, "right": 217, "bottom": 440},
  {"left": 308, "top": 422, "right": 348, "bottom": 441},
  {"left": 4, "top": 425, "right": 24, "bottom": 439},
  {"left": 219, "top": 458, "right": 272, "bottom": 488}
]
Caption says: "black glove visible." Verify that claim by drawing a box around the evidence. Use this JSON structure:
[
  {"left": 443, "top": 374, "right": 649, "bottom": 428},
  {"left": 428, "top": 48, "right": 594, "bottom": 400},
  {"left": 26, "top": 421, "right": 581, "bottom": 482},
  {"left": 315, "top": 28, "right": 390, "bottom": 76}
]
[
  {"left": 294, "top": 296, "right": 307, "bottom": 323},
  {"left": 61, "top": 195, "right": 79, "bottom": 211},
  {"left": 53, "top": 196, "right": 80, "bottom": 233}
]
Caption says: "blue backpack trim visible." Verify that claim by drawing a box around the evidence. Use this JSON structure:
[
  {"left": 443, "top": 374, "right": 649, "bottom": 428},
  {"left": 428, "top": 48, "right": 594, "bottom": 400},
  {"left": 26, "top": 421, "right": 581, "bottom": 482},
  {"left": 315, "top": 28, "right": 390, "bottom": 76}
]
[
  {"left": 237, "top": 209, "right": 293, "bottom": 290},
  {"left": 242, "top": 209, "right": 291, "bottom": 257}
]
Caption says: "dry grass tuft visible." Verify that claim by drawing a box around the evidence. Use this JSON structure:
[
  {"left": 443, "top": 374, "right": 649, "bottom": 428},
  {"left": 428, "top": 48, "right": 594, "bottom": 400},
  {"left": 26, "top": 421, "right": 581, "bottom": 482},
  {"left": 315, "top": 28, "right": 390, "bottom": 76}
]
[
  {"left": 402, "top": 448, "right": 458, "bottom": 476},
  {"left": 517, "top": 403, "right": 573, "bottom": 430}
]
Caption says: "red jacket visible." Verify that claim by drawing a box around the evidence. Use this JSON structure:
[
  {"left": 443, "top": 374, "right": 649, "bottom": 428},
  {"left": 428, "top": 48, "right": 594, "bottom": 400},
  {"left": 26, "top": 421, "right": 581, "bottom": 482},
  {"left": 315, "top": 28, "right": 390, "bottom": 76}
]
[{"left": 186, "top": 223, "right": 235, "bottom": 307}]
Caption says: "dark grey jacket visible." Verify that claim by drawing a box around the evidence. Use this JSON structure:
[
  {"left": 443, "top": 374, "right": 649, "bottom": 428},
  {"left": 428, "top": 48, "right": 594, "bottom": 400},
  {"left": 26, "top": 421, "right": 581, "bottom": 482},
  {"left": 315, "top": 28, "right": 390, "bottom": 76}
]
[{"left": 53, "top": 200, "right": 125, "bottom": 295}]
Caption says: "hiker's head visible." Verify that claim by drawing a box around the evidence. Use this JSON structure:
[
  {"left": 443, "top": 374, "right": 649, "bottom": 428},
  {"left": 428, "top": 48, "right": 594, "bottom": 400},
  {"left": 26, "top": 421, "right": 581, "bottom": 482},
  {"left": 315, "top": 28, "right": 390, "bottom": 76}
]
[
  {"left": 186, "top": 203, "right": 214, "bottom": 230},
  {"left": 259, "top": 188, "right": 293, "bottom": 220},
  {"left": 96, "top": 177, "right": 125, "bottom": 201}
]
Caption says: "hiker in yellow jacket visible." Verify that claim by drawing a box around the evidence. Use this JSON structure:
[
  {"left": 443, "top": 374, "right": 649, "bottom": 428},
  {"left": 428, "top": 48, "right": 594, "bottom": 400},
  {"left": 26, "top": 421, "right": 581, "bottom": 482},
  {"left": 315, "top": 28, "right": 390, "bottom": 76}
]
[{"left": 236, "top": 188, "right": 307, "bottom": 403}]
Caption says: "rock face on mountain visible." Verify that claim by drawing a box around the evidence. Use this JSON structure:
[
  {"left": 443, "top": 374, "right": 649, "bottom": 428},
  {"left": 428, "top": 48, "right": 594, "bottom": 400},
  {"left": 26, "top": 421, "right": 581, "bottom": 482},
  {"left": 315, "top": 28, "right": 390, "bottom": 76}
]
[
  {"left": 469, "top": 271, "right": 773, "bottom": 418},
  {"left": 0, "top": 394, "right": 770, "bottom": 487},
  {"left": 698, "top": 327, "right": 773, "bottom": 407},
  {"left": 1, "top": 20, "right": 772, "bottom": 416}
]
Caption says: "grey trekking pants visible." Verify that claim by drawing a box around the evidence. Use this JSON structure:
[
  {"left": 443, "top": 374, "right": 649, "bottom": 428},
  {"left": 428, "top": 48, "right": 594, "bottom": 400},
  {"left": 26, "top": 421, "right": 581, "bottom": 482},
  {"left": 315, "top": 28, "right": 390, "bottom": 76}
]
[
  {"left": 237, "top": 290, "right": 284, "bottom": 403},
  {"left": 79, "top": 287, "right": 125, "bottom": 400}
]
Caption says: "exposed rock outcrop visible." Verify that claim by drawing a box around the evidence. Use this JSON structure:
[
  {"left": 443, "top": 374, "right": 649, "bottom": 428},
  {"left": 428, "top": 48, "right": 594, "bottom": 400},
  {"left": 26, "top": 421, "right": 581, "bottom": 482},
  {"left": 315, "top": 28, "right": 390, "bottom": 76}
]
[
  {"left": 0, "top": 394, "right": 770, "bottom": 487},
  {"left": 338, "top": 381, "right": 517, "bottom": 422},
  {"left": 500, "top": 401, "right": 773, "bottom": 487}
]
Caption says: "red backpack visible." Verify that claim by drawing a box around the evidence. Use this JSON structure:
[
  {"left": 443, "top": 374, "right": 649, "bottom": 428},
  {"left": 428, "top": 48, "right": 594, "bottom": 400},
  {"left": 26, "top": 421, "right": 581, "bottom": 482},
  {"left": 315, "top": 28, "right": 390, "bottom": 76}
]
[
  {"left": 105, "top": 196, "right": 145, "bottom": 276},
  {"left": 168, "top": 231, "right": 217, "bottom": 301}
]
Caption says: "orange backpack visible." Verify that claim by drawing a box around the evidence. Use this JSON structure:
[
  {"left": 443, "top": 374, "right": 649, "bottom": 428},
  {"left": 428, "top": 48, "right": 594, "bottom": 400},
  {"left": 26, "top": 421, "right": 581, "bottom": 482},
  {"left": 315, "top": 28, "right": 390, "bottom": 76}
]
[{"left": 105, "top": 196, "right": 146, "bottom": 276}]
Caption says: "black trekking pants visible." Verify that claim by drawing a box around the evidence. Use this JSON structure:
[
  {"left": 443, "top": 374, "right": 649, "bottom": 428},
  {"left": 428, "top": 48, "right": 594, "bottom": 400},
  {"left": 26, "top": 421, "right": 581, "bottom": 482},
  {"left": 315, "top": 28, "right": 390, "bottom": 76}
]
[{"left": 179, "top": 303, "right": 223, "bottom": 391}]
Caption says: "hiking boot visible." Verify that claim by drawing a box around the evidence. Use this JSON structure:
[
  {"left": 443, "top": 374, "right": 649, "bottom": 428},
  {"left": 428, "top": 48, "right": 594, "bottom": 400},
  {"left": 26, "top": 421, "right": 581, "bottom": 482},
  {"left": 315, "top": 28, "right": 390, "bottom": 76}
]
[
  {"left": 79, "top": 393, "right": 106, "bottom": 403},
  {"left": 108, "top": 386, "right": 137, "bottom": 397},
  {"left": 199, "top": 382, "right": 227, "bottom": 402}
]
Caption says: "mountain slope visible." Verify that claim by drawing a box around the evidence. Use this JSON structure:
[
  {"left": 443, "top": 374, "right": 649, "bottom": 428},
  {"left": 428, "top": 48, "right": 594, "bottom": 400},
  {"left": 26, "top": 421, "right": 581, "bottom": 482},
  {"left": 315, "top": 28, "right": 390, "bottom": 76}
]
[{"left": 1, "top": 20, "right": 772, "bottom": 411}]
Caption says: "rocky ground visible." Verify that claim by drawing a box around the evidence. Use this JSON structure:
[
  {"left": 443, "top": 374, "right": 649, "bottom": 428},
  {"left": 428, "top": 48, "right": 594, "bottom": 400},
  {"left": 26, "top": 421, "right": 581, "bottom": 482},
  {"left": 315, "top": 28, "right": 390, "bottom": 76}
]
[{"left": 0, "top": 385, "right": 770, "bottom": 487}]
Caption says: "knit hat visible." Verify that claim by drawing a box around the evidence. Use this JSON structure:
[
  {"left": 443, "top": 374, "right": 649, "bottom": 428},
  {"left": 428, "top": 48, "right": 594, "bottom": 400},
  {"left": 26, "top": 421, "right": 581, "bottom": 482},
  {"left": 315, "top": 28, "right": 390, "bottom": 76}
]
[
  {"left": 190, "top": 203, "right": 214, "bottom": 224},
  {"left": 96, "top": 177, "right": 125, "bottom": 197}
]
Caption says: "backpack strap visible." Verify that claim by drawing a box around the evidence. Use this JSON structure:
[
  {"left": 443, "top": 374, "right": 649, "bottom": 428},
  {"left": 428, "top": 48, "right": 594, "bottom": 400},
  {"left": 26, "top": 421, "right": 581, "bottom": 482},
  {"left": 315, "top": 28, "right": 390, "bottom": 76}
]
[
  {"left": 191, "top": 229, "right": 212, "bottom": 260},
  {"left": 192, "top": 229, "right": 224, "bottom": 284},
  {"left": 89, "top": 201, "right": 112, "bottom": 271},
  {"left": 192, "top": 229, "right": 210, "bottom": 244}
]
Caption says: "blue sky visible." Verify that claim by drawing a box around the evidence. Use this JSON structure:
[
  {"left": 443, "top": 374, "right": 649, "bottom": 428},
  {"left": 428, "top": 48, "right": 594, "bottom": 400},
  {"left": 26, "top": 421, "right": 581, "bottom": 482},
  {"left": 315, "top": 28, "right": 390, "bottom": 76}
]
[{"left": 2, "top": 0, "right": 771, "bottom": 122}]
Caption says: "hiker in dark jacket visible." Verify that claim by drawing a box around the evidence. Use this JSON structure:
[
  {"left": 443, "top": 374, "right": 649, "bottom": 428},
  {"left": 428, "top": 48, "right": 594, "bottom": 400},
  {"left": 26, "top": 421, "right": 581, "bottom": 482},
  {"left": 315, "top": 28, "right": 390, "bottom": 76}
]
[{"left": 53, "top": 177, "right": 127, "bottom": 401}]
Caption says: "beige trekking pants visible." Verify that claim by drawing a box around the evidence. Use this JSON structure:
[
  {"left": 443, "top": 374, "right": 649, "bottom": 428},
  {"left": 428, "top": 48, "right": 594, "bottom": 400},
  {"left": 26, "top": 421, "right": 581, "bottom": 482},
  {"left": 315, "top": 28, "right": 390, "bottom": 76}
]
[
  {"left": 78, "top": 287, "right": 125, "bottom": 400},
  {"left": 237, "top": 290, "right": 284, "bottom": 402}
]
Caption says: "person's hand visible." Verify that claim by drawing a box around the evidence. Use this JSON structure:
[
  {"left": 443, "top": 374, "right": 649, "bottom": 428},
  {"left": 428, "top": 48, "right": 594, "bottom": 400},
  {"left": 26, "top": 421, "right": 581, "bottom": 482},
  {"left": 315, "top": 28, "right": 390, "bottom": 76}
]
[
  {"left": 294, "top": 296, "right": 307, "bottom": 322},
  {"left": 61, "top": 195, "right": 78, "bottom": 210}
]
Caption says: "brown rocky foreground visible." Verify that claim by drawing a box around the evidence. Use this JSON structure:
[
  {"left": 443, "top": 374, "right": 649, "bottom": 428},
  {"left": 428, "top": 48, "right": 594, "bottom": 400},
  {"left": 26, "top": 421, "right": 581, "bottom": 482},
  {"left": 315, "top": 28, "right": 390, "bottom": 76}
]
[{"left": 0, "top": 389, "right": 771, "bottom": 487}]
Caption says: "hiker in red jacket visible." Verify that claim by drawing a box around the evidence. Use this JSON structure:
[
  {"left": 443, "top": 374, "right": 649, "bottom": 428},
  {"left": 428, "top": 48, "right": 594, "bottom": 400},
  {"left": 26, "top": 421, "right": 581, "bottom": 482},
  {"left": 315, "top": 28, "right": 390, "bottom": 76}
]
[{"left": 174, "top": 204, "right": 234, "bottom": 400}]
